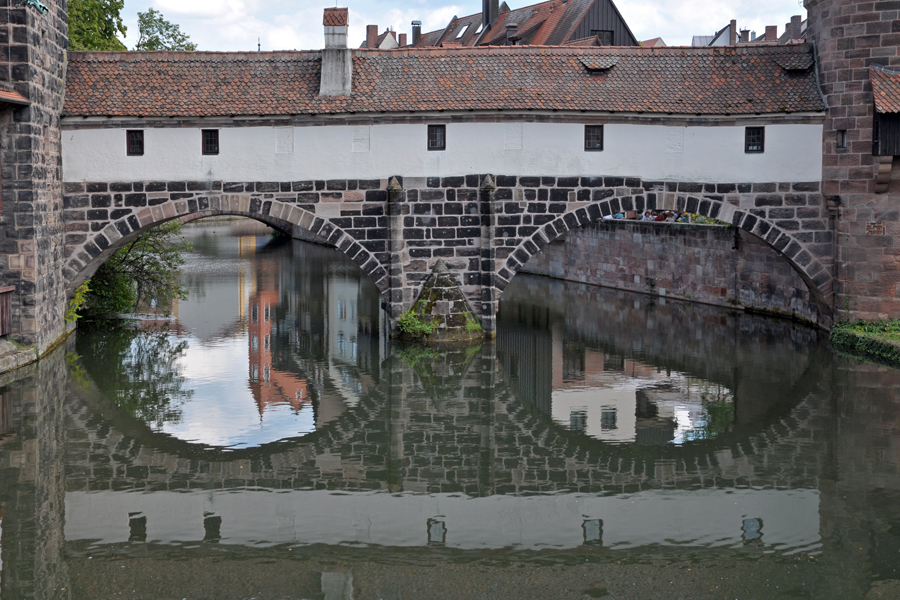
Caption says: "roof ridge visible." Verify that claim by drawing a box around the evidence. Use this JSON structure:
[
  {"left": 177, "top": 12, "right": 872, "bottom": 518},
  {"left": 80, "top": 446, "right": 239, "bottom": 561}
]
[
  {"left": 67, "top": 50, "right": 321, "bottom": 60},
  {"left": 358, "top": 43, "right": 813, "bottom": 55}
]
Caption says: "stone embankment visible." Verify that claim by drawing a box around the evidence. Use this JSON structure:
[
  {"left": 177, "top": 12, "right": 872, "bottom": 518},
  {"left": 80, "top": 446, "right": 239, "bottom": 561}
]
[{"left": 520, "top": 219, "right": 824, "bottom": 326}]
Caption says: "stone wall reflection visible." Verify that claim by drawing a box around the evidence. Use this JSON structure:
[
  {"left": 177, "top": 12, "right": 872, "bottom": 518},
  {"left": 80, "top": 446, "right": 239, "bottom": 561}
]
[{"left": 0, "top": 345, "right": 70, "bottom": 600}]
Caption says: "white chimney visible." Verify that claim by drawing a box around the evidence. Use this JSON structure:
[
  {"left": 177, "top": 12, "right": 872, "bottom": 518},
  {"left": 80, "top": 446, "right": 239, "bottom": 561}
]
[{"left": 320, "top": 8, "right": 352, "bottom": 97}]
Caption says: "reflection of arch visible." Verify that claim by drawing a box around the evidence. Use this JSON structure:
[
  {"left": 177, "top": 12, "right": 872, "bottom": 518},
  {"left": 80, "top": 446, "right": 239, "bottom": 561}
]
[
  {"left": 494, "top": 280, "right": 834, "bottom": 459},
  {"left": 64, "top": 203, "right": 389, "bottom": 301},
  {"left": 496, "top": 198, "right": 833, "bottom": 316},
  {"left": 67, "top": 338, "right": 833, "bottom": 494}
]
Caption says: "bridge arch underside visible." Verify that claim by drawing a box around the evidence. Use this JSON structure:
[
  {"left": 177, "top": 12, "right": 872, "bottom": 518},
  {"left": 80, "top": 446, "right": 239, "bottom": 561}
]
[
  {"left": 62, "top": 176, "right": 834, "bottom": 330},
  {"left": 63, "top": 195, "right": 391, "bottom": 300}
]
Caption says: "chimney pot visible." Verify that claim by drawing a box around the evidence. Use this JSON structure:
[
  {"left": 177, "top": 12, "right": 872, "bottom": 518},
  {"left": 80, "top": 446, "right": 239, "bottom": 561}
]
[
  {"left": 412, "top": 20, "right": 422, "bottom": 46},
  {"left": 506, "top": 22, "right": 518, "bottom": 45},
  {"left": 323, "top": 7, "right": 349, "bottom": 49},
  {"left": 366, "top": 24, "right": 378, "bottom": 48}
]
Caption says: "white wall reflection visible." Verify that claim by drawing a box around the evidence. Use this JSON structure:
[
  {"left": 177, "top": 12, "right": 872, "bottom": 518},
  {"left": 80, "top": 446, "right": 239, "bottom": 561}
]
[{"left": 65, "top": 488, "right": 820, "bottom": 553}]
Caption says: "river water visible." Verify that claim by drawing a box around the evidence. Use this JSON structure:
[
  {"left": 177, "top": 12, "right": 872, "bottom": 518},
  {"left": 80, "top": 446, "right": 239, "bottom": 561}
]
[{"left": 0, "top": 219, "right": 898, "bottom": 599}]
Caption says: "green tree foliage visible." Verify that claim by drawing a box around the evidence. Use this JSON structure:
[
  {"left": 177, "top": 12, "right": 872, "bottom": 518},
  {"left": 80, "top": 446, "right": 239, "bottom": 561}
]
[
  {"left": 73, "top": 322, "right": 193, "bottom": 428},
  {"left": 80, "top": 221, "right": 192, "bottom": 319},
  {"left": 135, "top": 8, "right": 197, "bottom": 51},
  {"left": 68, "top": 0, "right": 127, "bottom": 51}
]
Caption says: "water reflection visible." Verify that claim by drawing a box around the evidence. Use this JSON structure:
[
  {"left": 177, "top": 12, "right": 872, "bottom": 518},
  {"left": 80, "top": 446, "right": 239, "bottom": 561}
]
[
  {"left": 76, "top": 221, "right": 385, "bottom": 449},
  {"left": 0, "top": 219, "right": 899, "bottom": 598}
]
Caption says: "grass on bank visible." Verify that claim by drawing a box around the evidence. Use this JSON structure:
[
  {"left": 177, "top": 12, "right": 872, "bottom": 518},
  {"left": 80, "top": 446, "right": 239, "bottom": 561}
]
[{"left": 830, "top": 319, "right": 900, "bottom": 365}]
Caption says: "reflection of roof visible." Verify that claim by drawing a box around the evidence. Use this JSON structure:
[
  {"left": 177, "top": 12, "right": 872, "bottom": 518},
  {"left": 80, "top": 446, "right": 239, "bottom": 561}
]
[
  {"left": 871, "top": 67, "right": 900, "bottom": 114},
  {"left": 64, "top": 45, "right": 825, "bottom": 117}
]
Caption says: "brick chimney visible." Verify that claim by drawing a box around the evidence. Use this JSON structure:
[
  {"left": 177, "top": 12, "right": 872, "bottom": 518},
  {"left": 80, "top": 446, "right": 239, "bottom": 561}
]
[
  {"left": 765, "top": 25, "right": 777, "bottom": 42},
  {"left": 366, "top": 24, "right": 378, "bottom": 48},
  {"left": 399, "top": 33, "right": 407, "bottom": 47},
  {"left": 790, "top": 15, "right": 802, "bottom": 40},
  {"left": 740, "top": 29, "right": 750, "bottom": 43},
  {"left": 729, "top": 20, "right": 737, "bottom": 45},
  {"left": 505, "top": 22, "right": 518, "bottom": 44},
  {"left": 320, "top": 8, "right": 352, "bottom": 97},
  {"left": 412, "top": 20, "right": 422, "bottom": 46}
]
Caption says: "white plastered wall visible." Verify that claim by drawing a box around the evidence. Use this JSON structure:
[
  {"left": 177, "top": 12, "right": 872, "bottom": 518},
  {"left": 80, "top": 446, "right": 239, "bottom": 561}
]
[{"left": 61, "top": 121, "right": 823, "bottom": 184}]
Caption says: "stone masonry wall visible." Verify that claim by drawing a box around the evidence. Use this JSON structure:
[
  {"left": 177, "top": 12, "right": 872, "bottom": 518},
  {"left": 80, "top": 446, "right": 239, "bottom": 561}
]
[
  {"left": 520, "top": 220, "right": 822, "bottom": 325},
  {"left": 805, "top": 0, "right": 900, "bottom": 320},
  {"left": 0, "top": 0, "right": 69, "bottom": 351},
  {"left": 62, "top": 175, "right": 835, "bottom": 333}
]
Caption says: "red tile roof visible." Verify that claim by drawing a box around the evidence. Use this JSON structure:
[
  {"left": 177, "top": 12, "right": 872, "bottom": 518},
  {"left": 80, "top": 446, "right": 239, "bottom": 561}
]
[
  {"left": 415, "top": 0, "right": 635, "bottom": 48},
  {"left": 563, "top": 36, "right": 601, "bottom": 47},
  {"left": 871, "top": 67, "right": 900, "bottom": 114},
  {"left": 0, "top": 89, "right": 28, "bottom": 105},
  {"left": 323, "top": 8, "right": 348, "bottom": 26},
  {"left": 63, "top": 45, "right": 825, "bottom": 118}
]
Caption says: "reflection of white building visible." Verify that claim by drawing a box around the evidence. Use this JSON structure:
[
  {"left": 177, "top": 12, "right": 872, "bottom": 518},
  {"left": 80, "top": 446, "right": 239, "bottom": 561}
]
[
  {"left": 327, "top": 277, "right": 359, "bottom": 366},
  {"left": 550, "top": 352, "right": 733, "bottom": 445},
  {"left": 325, "top": 276, "right": 365, "bottom": 408},
  {"left": 552, "top": 387, "right": 638, "bottom": 443},
  {"left": 65, "top": 487, "right": 820, "bottom": 552}
]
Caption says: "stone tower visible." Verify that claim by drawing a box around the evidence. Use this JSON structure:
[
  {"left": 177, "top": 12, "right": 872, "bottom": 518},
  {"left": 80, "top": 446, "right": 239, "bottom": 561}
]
[
  {"left": 805, "top": 0, "right": 900, "bottom": 320},
  {"left": 0, "top": 0, "right": 69, "bottom": 351}
]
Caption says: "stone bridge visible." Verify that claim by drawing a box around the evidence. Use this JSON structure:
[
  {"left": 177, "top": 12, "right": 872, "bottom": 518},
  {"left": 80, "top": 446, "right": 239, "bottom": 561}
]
[
  {"left": 61, "top": 174, "right": 834, "bottom": 334},
  {"left": 3, "top": 0, "right": 898, "bottom": 353}
]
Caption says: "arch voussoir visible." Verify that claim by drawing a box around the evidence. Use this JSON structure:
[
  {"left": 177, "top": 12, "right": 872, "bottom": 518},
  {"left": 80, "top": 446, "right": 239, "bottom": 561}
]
[
  {"left": 63, "top": 189, "right": 387, "bottom": 300},
  {"left": 496, "top": 181, "right": 833, "bottom": 324}
]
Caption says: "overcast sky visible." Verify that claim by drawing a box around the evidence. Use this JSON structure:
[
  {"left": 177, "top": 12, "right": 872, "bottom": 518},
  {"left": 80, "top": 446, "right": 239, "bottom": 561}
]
[{"left": 120, "top": 0, "right": 807, "bottom": 52}]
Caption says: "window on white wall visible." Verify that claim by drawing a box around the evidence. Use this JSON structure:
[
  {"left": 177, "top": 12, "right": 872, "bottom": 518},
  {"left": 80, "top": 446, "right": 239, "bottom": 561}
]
[
  {"left": 202, "top": 129, "right": 219, "bottom": 155},
  {"left": 428, "top": 124, "right": 446, "bottom": 151},
  {"left": 584, "top": 125, "right": 604, "bottom": 151},
  {"left": 126, "top": 130, "right": 144, "bottom": 156},
  {"left": 745, "top": 127, "right": 765, "bottom": 153}
]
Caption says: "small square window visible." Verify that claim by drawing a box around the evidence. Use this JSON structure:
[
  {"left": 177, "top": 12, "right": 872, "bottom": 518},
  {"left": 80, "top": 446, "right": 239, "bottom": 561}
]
[
  {"left": 836, "top": 129, "right": 848, "bottom": 149},
  {"left": 427, "top": 124, "right": 446, "bottom": 151},
  {"left": 126, "top": 130, "right": 144, "bottom": 156},
  {"left": 745, "top": 126, "right": 765, "bottom": 153},
  {"left": 591, "top": 30, "right": 613, "bottom": 45},
  {"left": 585, "top": 125, "right": 604, "bottom": 151},
  {"left": 202, "top": 129, "right": 219, "bottom": 155}
]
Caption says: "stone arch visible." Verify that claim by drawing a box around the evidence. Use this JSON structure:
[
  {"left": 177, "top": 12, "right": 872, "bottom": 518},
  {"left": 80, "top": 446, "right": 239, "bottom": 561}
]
[
  {"left": 176, "top": 210, "right": 294, "bottom": 235},
  {"left": 63, "top": 197, "right": 391, "bottom": 300},
  {"left": 495, "top": 192, "right": 834, "bottom": 319}
]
